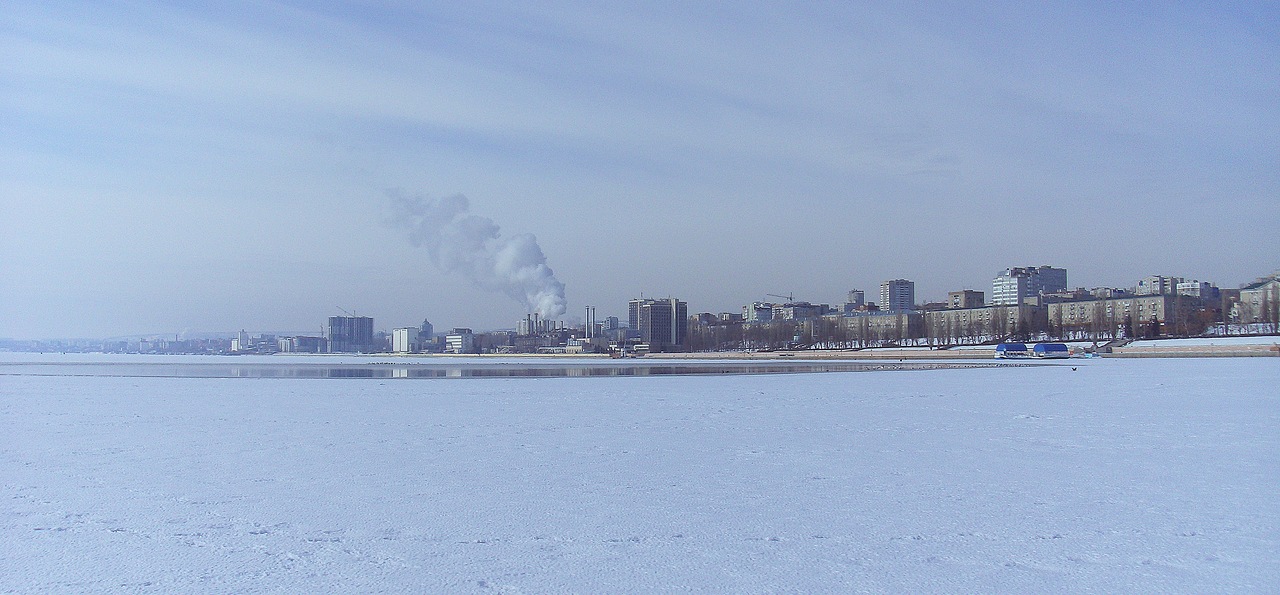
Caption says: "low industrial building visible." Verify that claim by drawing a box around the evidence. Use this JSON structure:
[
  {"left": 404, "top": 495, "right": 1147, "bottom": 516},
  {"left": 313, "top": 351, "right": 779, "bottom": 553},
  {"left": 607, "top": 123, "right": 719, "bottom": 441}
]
[{"left": 278, "top": 335, "right": 327, "bottom": 353}]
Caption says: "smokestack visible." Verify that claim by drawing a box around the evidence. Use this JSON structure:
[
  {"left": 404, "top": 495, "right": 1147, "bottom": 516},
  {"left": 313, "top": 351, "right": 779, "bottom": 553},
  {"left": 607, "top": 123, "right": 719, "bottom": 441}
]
[{"left": 387, "top": 191, "right": 568, "bottom": 319}]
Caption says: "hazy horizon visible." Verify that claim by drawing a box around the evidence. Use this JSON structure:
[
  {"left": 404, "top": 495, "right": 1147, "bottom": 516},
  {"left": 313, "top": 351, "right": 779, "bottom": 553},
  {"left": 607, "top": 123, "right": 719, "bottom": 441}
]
[{"left": 4, "top": 2, "right": 1277, "bottom": 339}]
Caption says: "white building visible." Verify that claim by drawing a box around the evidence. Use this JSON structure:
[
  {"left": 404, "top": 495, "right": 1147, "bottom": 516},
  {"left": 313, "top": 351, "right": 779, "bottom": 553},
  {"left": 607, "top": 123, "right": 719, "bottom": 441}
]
[
  {"left": 1136, "top": 275, "right": 1183, "bottom": 296},
  {"left": 992, "top": 266, "right": 1067, "bottom": 305},
  {"left": 1175, "top": 280, "right": 1214, "bottom": 298},
  {"left": 742, "top": 302, "right": 775, "bottom": 322},
  {"left": 772, "top": 302, "right": 828, "bottom": 320},
  {"left": 445, "top": 329, "right": 475, "bottom": 354},
  {"left": 392, "top": 328, "right": 415, "bottom": 353}
]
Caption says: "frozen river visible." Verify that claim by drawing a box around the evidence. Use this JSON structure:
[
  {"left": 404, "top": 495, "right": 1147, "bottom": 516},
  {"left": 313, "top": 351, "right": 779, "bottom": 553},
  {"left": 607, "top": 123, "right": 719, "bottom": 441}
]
[
  {"left": 0, "top": 354, "right": 1022, "bottom": 379},
  {"left": 2, "top": 356, "right": 1276, "bottom": 592}
]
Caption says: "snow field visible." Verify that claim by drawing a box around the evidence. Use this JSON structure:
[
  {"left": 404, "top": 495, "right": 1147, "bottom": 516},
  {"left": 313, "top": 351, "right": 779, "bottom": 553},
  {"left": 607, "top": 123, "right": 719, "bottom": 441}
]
[
  {"left": 1125, "top": 336, "right": 1280, "bottom": 348},
  {"left": 2, "top": 358, "right": 1277, "bottom": 592}
]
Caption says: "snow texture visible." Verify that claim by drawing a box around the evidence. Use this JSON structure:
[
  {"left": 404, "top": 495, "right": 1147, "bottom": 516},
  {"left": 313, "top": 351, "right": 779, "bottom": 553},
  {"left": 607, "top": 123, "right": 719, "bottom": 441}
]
[
  {"left": 1125, "top": 336, "right": 1280, "bottom": 348},
  {"left": 3, "top": 358, "right": 1277, "bottom": 592}
]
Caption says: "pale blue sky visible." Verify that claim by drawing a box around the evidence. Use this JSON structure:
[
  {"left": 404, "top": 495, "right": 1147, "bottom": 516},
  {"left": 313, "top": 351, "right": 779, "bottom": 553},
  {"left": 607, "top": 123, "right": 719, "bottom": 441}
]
[{"left": 3, "top": 1, "right": 1277, "bottom": 338}]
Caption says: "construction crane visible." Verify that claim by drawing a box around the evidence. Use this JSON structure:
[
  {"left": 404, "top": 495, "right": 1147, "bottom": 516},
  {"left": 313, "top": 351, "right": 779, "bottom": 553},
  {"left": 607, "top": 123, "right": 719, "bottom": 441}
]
[
  {"left": 766, "top": 293, "right": 795, "bottom": 303},
  {"left": 336, "top": 306, "right": 356, "bottom": 317}
]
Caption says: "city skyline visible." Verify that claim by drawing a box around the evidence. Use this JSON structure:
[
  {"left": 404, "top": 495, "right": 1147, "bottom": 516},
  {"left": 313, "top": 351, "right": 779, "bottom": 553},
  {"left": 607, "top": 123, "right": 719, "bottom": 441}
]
[
  {"left": 5, "top": 265, "right": 1275, "bottom": 342},
  {"left": 3, "top": 2, "right": 1277, "bottom": 339}
]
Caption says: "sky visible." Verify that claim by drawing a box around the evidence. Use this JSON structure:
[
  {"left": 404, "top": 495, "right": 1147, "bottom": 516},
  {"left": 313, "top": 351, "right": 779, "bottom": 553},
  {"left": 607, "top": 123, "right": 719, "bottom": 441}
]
[{"left": 2, "top": 1, "right": 1278, "bottom": 339}]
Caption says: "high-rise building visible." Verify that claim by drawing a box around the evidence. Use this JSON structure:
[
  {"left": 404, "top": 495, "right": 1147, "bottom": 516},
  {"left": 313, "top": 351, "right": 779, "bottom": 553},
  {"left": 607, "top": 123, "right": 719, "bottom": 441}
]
[
  {"left": 392, "top": 328, "right": 415, "bottom": 353},
  {"left": 627, "top": 299, "right": 643, "bottom": 330},
  {"left": 880, "top": 279, "right": 915, "bottom": 312},
  {"left": 1136, "top": 275, "right": 1180, "bottom": 296},
  {"left": 743, "top": 302, "right": 775, "bottom": 322},
  {"left": 630, "top": 297, "right": 688, "bottom": 350},
  {"left": 772, "top": 302, "right": 829, "bottom": 320},
  {"left": 992, "top": 266, "right": 1067, "bottom": 305},
  {"left": 328, "top": 316, "right": 374, "bottom": 353},
  {"left": 843, "top": 290, "right": 868, "bottom": 315},
  {"left": 1175, "top": 280, "right": 1217, "bottom": 299},
  {"left": 584, "top": 306, "right": 596, "bottom": 338}
]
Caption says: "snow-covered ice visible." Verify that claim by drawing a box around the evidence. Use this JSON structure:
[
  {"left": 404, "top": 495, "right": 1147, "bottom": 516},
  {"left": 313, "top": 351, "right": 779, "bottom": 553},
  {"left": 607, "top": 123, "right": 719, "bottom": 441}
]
[
  {"left": 2, "top": 357, "right": 1277, "bottom": 592},
  {"left": 1125, "top": 336, "right": 1280, "bottom": 348}
]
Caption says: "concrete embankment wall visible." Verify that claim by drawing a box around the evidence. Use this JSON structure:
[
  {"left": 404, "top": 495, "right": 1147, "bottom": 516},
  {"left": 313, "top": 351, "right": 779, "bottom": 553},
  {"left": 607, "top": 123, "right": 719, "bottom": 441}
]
[
  {"left": 650, "top": 349, "right": 995, "bottom": 360},
  {"left": 1109, "top": 344, "right": 1280, "bottom": 358},
  {"left": 657, "top": 343, "right": 1280, "bottom": 359}
]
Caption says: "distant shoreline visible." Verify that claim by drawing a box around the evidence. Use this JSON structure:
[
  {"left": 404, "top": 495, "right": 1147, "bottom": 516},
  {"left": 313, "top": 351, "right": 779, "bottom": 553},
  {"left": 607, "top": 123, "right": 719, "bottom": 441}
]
[
  {"left": 648, "top": 345, "right": 1279, "bottom": 360},
  {"left": 4, "top": 340, "right": 1277, "bottom": 360},
  {"left": 363, "top": 342, "right": 1280, "bottom": 360}
]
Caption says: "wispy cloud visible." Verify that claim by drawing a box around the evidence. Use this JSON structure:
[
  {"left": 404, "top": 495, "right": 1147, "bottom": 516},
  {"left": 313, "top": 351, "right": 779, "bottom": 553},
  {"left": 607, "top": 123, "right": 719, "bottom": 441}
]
[{"left": 1, "top": 1, "right": 1276, "bottom": 337}]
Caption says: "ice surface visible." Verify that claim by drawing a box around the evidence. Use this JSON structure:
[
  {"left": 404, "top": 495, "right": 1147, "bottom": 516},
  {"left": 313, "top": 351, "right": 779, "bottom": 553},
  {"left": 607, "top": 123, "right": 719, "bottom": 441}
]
[
  {"left": 3, "top": 358, "right": 1277, "bottom": 592},
  {"left": 0, "top": 352, "right": 610, "bottom": 366}
]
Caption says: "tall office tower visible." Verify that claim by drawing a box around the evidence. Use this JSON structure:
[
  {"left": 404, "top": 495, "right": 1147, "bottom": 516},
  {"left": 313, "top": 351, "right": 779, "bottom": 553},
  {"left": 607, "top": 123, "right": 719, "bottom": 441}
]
[
  {"left": 992, "top": 266, "right": 1068, "bottom": 305},
  {"left": 327, "top": 316, "right": 374, "bottom": 353},
  {"left": 630, "top": 297, "right": 688, "bottom": 349},
  {"left": 629, "top": 296, "right": 645, "bottom": 330},
  {"left": 880, "top": 279, "right": 915, "bottom": 312},
  {"left": 391, "top": 328, "right": 415, "bottom": 353}
]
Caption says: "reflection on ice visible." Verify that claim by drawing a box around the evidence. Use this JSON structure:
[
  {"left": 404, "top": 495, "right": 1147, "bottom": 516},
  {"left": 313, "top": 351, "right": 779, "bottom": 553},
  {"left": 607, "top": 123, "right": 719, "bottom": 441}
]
[{"left": 0, "top": 359, "right": 1031, "bottom": 379}]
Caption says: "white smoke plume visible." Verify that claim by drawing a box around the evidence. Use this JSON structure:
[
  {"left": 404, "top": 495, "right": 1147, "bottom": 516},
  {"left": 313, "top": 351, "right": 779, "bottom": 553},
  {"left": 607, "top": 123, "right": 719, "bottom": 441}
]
[{"left": 386, "top": 190, "right": 567, "bottom": 319}]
